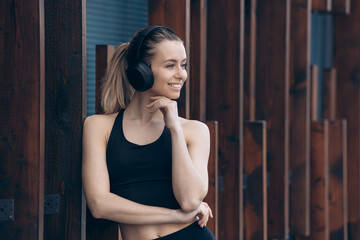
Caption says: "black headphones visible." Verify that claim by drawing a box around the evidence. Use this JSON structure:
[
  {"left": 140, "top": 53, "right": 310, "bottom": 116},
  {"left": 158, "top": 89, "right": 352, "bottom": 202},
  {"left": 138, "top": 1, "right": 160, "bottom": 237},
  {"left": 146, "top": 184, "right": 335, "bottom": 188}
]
[{"left": 126, "top": 25, "right": 175, "bottom": 92}]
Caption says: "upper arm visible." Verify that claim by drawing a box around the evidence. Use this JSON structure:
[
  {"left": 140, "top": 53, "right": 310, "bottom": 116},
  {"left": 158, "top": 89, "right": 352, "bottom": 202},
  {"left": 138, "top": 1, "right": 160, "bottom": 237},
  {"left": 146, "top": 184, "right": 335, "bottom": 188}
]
[
  {"left": 185, "top": 120, "right": 210, "bottom": 187},
  {"left": 82, "top": 115, "right": 111, "bottom": 208}
]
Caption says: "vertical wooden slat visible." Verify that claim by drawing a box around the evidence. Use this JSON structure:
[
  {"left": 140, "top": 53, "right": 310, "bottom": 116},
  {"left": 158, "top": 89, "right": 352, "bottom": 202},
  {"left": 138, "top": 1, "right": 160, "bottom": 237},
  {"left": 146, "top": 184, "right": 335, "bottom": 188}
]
[
  {"left": 204, "top": 121, "right": 219, "bottom": 239},
  {"left": 190, "top": 0, "right": 207, "bottom": 121},
  {"left": 207, "top": 0, "right": 245, "bottom": 239},
  {"left": 86, "top": 45, "right": 119, "bottom": 240},
  {"left": 322, "top": 68, "right": 337, "bottom": 120},
  {"left": 332, "top": 0, "right": 351, "bottom": 14},
  {"left": 243, "top": 121, "right": 267, "bottom": 240},
  {"left": 255, "top": 1, "right": 291, "bottom": 238},
  {"left": 311, "top": 65, "right": 319, "bottom": 121},
  {"left": 149, "top": 0, "right": 190, "bottom": 119},
  {"left": 298, "top": 121, "right": 330, "bottom": 240},
  {"left": 328, "top": 120, "right": 348, "bottom": 240},
  {"left": 244, "top": 0, "right": 257, "bottom": 121},
  {"left": 0, "top": 0, "right": 45, "bottom": 238},
  {"left": 43, "top": 0, "right": 85, "bottom": 239},
  {"left": 334, "top": 0, "right": 360, "bottom": 227},
  {"left": 312, "top": 0, "right": 332, "bottom": 12},
  {"left": 289, "top": 0, "right": 311, "bottom": 236}
]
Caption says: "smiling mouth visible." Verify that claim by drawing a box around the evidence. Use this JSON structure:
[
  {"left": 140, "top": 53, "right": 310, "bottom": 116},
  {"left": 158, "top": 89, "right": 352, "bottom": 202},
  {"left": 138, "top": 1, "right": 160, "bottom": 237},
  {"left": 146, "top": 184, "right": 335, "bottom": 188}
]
[{"left": 168, "top": 83, "right": 182, "bottom": 89}]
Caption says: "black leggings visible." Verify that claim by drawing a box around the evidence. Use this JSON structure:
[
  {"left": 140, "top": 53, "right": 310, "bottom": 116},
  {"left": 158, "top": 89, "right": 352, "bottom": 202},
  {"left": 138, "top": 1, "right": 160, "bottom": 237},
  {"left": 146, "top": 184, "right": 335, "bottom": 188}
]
[{"left": 153, "top": 221, "right": 216, "bottom": 240}]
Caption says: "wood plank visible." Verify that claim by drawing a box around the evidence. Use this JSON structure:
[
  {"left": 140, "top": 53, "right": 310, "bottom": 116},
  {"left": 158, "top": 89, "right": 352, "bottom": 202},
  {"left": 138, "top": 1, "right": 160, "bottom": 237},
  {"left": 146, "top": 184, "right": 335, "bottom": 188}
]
[
  {"left": 243, "top": 121, "right": 267, "bottom": 240},
  {"left": 190, "top": 0, "right": 207, "bottom": 121},
  {"left": 311, "top": 65, "right": 319, "bottom": 121},
  {"left": 289, "top": 0, "right": 311, "bottom": 235},
  {"left": 297, "top": 121, "right": 330, "bottom": 240},
  {"left": 43, "top": 0, "right": 85, "bottom": 239},
  {"left": 255, "top": 0, "right": 290, "bottom": 238},
  {"left": 322, "top": 68, "right": 337, "bottom": 120},
  {"left": 328, "top": 120, "right": 348, "bottom": 240},
  {"left": 149, "top": 0, "right": 190, "bottom": 119},
  {"left": 0, "top": 0, "right": 45, "bottom": 239},
  {"left": 87, "top": 45, "right": 119, "bottom": 239},
  {"left": 204, "top": 121, "right": 219, "bottom": 239},
  {"left": 206, "top": 0, "right": 245, "bottom": 239},
  {"left": 334, "top": 0, "right": 360, "bottom": 224},
  {"left": 244, "top": 0, "right": 257, "bottom": 121},
  {"left": 332, "top": 0, "right": 351, "bottom": 14},
  {"left": 95, "top": 45, "right": 115, "bottom": 114},
  {"left": 312, "top": 0, "right": 332, "bottom": 12}
]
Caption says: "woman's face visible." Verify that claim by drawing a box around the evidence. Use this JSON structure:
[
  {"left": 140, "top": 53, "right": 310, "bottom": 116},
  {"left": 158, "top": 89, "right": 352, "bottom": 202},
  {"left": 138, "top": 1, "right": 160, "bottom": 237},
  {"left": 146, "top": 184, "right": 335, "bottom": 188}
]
[{"left": 149, "top": 40, "right": 187, "bottom": 99}]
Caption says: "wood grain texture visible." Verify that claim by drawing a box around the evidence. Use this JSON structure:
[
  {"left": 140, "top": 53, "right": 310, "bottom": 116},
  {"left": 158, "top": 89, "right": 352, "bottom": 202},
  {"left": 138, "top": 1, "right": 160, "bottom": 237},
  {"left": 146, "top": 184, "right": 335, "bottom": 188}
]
[
  {"left": 322, "top": 68, "right": 337, "bottom": 120},
  {"left": 206, "top": 0, "right": 244, "bottom": 239},
  {"left": 190, "top": 0, "right": 207, "bottom": 121},
  {"left": 44, "top": 0, "right": 85, "bottom": 239},
  {"left": 243, "top": 121, "right": 267, "bottom": 240},
  {"left": 204, "top": 121, "right": 219, "bottom": 239},
  {"left": 312, "top": 0, "right": 332, "bottom": 12},
  {"left": 255, "top": 0, "right": 290, "bottom": 238},
  {"left": 328, "top": 120, "right": 348, "bottom": 240},
  {"left": 297, "top": 121, "right": 329, "bottom": 240},
  {"left": 311, "top": 65, "right": 319, "bottom": 121},
  {"left": 244, "top": 0, "right": 257, "bottom": 121},
  {"left": 0, "top": 0, "right": 45, "bottom": 239},
  {"left": 289, "top": 0, "right": 311, "bottom": 235},
  {"left": 333, "top": 0, "right": 360, "bottom": 224},
  {"left": 149, "top": 0, "right": 190, "bottom": 119}
]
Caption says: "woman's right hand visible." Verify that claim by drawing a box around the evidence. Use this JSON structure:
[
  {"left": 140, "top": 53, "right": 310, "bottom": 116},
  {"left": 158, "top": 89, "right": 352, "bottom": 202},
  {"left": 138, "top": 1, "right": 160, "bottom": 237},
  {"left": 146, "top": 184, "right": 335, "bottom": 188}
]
[{"left": 176, "top": 202, "right": 213, "bottom": 227}]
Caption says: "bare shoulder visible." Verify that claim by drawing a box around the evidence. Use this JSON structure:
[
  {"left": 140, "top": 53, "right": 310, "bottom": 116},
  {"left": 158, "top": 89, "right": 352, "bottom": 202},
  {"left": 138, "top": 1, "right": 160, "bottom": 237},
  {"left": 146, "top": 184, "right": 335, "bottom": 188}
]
[
  {"left": 83, "top": 112, "right": 119, "bottom": 142},
  {"left": 179, "top": 117, "right": 210, "bottom": 142}
]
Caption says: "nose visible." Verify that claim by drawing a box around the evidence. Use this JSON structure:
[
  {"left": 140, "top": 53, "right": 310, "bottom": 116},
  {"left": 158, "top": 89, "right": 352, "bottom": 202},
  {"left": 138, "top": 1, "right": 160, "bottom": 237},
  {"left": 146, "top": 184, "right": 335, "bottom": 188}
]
[{"left": 176, "top": 65, "right": 187, "bottom": 81}]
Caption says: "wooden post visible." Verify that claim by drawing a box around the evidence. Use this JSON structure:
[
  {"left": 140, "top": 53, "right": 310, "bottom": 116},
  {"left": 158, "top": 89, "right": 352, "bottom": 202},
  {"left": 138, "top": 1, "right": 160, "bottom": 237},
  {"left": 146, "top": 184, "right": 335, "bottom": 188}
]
[
  {"left": 207, "top": 0, "right": 245, "bottom": 239},
  {"left": 289, "top": 0, "right": 311, "bottom": 236},
  {"left": 255, "top": 1, "right": 291, "bottom": 238},
  {"left": 332, "top": 0, "right": 351, "bottom": 14},
  {"left": 243, "top": 121, "right": 267, "bottom": 240},
  {"left": 43, "top": 0, "right": 86, "bottom": 238},
  {"left": 322, "top": 68, "right": 337, "bottom": 120},
  {"left": 0, "top": 0, "right": 45, "bottom": 239},
  {"left": 313, "top": 0, "right": 332, "bottom": 12}
]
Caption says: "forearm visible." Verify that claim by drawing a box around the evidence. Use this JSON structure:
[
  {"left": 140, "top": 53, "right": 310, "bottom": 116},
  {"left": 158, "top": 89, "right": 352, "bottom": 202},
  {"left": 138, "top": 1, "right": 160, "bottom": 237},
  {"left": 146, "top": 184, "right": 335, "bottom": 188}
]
[
  {"left": 170, "top": 127, "right": 208, "bottom": 211},
  {"left": 88, "top": 192, "right": 193, "bottom": 225}
]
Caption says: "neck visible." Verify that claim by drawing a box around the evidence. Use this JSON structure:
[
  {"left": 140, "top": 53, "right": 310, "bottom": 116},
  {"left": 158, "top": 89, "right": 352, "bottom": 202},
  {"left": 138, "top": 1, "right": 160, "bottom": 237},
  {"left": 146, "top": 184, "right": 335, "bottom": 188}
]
[{"left": 125, "top": 91, "right": 163, "bottom": 123}]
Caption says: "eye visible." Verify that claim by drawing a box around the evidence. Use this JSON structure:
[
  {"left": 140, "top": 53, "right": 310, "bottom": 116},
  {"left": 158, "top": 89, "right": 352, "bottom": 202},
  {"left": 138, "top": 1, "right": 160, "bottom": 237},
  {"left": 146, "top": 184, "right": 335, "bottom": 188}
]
[
  {"left": 181, "top": 63, "right": 188, "bottom": 68},
  {"left": 166, "top": 64, "right": 175, "bottom": 68}
]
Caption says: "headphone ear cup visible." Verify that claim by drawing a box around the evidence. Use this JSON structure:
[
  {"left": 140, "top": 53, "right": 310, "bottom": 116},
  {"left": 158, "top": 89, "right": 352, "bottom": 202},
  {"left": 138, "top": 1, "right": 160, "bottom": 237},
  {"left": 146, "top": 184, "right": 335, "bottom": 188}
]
[{"left": 127, "top": 62, "right": 154, "bottom": 92}]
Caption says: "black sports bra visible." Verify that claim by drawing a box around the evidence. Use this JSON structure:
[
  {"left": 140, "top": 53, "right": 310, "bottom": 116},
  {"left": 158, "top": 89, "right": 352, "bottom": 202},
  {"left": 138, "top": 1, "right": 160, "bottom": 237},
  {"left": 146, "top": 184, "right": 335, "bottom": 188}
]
[{"left": 106, "top": 109, "right": 181, "bottom": 209}]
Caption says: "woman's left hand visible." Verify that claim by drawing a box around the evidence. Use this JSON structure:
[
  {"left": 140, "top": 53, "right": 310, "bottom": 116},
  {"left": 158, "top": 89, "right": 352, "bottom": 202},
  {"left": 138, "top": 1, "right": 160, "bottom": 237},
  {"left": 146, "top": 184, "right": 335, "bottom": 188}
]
[{"left": 147, "top": 96, "right": 180, "bottom": 130}]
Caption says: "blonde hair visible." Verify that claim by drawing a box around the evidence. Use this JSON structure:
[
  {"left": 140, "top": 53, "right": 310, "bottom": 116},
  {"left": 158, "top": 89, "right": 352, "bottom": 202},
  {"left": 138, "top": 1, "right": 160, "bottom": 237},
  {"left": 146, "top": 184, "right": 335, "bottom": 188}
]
[
  {"left": 101, "top": 43, "right": 134, "bottom": 114},
  {"left": 101, "top": 27, "right": 182, "bottom": 114}
]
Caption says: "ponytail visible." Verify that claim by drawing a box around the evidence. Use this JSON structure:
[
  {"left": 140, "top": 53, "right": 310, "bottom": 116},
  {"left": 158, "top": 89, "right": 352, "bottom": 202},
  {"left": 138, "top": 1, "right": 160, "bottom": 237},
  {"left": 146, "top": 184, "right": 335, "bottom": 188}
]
[{"left": 101, "top": 42, "right": 134, "bottom": 114}]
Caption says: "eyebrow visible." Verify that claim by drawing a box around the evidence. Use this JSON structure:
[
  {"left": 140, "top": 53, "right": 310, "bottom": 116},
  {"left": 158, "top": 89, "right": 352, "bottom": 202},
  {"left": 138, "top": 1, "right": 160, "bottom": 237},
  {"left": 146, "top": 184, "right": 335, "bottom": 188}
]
[{"left": 163, "top": 58, "right": 187, "bottom": 63}]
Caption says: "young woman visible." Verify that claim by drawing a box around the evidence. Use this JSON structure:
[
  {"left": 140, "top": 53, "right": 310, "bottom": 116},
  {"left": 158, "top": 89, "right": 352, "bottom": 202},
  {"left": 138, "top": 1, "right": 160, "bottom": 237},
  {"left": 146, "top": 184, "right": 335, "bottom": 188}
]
[{"left": 82, "top": 25, "right": 216, "bottom": 240}]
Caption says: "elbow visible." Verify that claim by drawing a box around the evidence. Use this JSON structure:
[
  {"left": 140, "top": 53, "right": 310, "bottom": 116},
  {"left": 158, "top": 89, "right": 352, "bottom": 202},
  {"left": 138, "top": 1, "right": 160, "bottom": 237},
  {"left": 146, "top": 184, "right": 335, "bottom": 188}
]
[
  {"left": 87, "top": 199, "right": 104, "bottom": 219},
  {"left": 179, "top": 199, "right": 202, "bottom": 213}
]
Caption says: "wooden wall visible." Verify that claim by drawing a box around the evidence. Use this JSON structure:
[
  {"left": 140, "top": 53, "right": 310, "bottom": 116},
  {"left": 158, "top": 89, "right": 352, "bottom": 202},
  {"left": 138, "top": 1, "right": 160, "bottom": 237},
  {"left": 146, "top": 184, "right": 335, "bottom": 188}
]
[{"left": 2, "top": 0, "right": 360, "bottom": 239}]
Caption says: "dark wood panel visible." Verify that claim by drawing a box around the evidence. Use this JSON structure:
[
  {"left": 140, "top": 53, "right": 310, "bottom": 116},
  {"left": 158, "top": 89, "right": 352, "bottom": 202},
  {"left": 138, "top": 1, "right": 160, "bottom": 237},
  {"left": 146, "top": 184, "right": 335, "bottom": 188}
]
[
  {"left": 328, "top": 120, "right": 348, "bottom": 240},
  {"left": 190, "top": 0, "right": 207, "bottom": 121},
  {"left": 312, "top": 0, "right": 332, "bottom": 12},
  {"left": 86, "top": 45, "right": 120, "bottom": 240},
  {"left": 255, "top": 0, "right": 290, "bottom": 238},
  {"left": 206, "top": 0, "right": 244, "bottom": 239},
  {"left": 334, "top": 0, "right": 360, "bottom": 224},
  {"left": 322, "top": 68, "right": 337, "bottom": 120},
  {"left": 149, "top": 0, "right": 190, "bottom": 119},
  {"left": 244, "top": 0, "right": 257, "bottom": 121},
  {"left": 332, "top": 0, "right": 350, "bottom": 14},
  {"left": 243, "top": 121, "right": 267, "bottom": 240},
  {"left": 204, "top": 121, "right": 219, "bottom": 239},
  {"left": 289, "top": 0, "right": 311, "bottom": 236},
  {"left": 95, "top": 45, "right": 115, "bottom": 114},
  {"left": 0, "top": 0, "right": 45, "bottom": 239},
  {"left": 297, "top": 121, "right": 329, "bottom": 240},
  {"left": 44, "top": 0, "right": 85, "bottom": 239}
]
